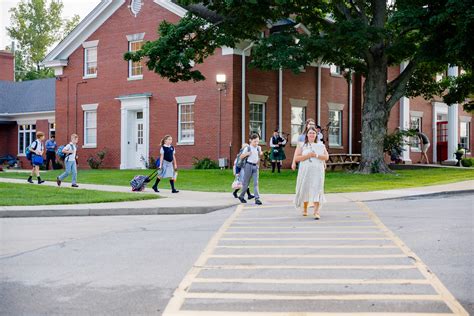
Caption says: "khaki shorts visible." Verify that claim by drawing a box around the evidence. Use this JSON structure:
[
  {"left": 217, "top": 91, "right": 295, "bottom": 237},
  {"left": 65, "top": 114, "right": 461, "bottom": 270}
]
[{"left": 422, "top": 143, "right": 430, "bottom": 153}]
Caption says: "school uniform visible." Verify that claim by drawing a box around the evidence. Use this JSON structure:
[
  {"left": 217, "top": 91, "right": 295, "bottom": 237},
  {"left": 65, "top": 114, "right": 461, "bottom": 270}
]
[
  {"left": 57, "top": 143, "right": 78, "bottom": 186},
  {"left": 30, "top": 140, "right": 44, "bottom": 166},
  {"left": 239, "top": 145, "right": 261, "bottom": 203},
  {"left": 153, "top": 145, "right": 178, "bottom": 193}
]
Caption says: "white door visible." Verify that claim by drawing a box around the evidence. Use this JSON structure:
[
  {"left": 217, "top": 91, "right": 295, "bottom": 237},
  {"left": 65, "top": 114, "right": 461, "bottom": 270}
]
[{"left": 135, "top": 111, "right": 146, "bottom": 168}]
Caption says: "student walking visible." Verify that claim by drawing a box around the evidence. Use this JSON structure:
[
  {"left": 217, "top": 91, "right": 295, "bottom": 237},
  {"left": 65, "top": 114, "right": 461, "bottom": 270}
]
[
  {"left": 415, "top": 129, "right": 430, "bottom": 164},
  {"left": 27, "top": 131, "right": 46, "bottom": 184},
  {"left": 238, "top": 134, "right": 263, "bottom": 205},
  {"left": 294, "top": 127, "right": 329, "bottom": 220},
  {"left": 269, "top": 129, "right": 287, "bottom": 173},
  {"left": 56, "top": 134, "right": 79, "bottom": 187},
  {"left": 45, "top": 135, "right": 57, "bottom": 170},
  {"left": 232, "top": 143, "right": 254, "bottom": 199},
  {"left": 152, "top": 135, "right": 179, "bottom": 193}
]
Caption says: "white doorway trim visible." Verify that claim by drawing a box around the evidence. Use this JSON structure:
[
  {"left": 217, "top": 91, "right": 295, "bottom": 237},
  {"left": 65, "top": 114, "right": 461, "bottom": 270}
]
[{"left": 116, "top": 93, "right": 152, "bottom": 169}]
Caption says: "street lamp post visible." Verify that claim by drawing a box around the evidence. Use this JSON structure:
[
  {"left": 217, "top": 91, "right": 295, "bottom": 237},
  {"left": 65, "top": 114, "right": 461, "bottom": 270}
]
[{"left": 216, "top": 74, "right": 227, "bottom": 164}]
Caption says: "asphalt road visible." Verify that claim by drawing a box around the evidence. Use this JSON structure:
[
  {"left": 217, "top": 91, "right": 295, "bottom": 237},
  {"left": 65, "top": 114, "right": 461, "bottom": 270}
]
[{"left": 0, "top": 194, "right": 472, "bottom": 315}]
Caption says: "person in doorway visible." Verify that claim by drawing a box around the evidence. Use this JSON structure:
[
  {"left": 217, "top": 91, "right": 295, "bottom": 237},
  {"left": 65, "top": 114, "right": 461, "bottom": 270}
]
[
  {"left": 56, "top": 134, "right": 79, "bottom": 187},
  {"left": 316, "top": 125, "right": 324, "bottom": 143},
  {"left": 294, "top": 127, "right": 329, "bottom": 219},
  {"left": 269, "top": 129, "right": 287, "bottom": 173},
  {"left": 45, "top": 135, "right": 57, "bottom": 170},
  {"left": 238, "top": 133, "right": 263, "bottom": 205},
  {"left": 232, "top": 143, "right": 254, "bottom": 199},
  {"left": 415, "top": 129, "right": 430, "bottom": 164},
  {"left": 27, "top": 131, "right": 45, "bottom": 184},
  {"left": 291, "top": 118, "right": 316, "bottom": 170},
  {"left": 152, "top": 135, "right": 179, "bottom": 193}
]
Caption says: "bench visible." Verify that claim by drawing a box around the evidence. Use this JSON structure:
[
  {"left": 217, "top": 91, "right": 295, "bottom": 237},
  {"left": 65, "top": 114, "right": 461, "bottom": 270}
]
[{"left": 326, "top": 154, "right": 361, "bottom": 171}]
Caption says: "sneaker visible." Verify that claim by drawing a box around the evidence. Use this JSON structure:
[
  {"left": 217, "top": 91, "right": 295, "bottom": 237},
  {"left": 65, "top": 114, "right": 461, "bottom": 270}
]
[
  {"left": 152, "top": 185, "right": 159, "bottom": 193},
  {"left": 247, "top": 194, "right": 255, "bottom": 200},
  {"left": 56, "top": 178, "right": 61, "bottom": 186},
  {"left": 239, "top": 197, "right": 247, "bottom": 203},
  {"left": 172, "top": 189, "right": 179, "bottom": 193},
  {"left": 71, "top": 184, "right": 79, "bottom": 188},
  {"left": 233, "top": 191, "right": 238, "bottom": 198},
  {"left": 255, "top": 199, "right": 262, "bottom": 205},
  {"left": 38, "top": 180, "right": 45, "bottom": 184}
]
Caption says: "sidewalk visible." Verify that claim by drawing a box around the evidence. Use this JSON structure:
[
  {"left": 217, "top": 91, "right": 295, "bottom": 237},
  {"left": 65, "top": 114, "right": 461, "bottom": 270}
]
[{"left": 0, "top": 177, "right": 472, "bottom": 218}]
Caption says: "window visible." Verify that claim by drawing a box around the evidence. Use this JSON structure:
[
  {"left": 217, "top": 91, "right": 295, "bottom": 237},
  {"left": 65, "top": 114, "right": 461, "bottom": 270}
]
[
  {"left": 460, "top": 122, "right": 470, "bottom": 152},
  {"left": 410, "top": 116, "right": 422, "bottom": 150},
  {"left": 330, "top": 64, "right": 342, "bottom": 76},
  {"left": 329, "top": 110, "right": 342, "bottom": 147},
  {"left": 18, "top": 124, "right": 36, "bottom": 155},
  {"left": 249, "top": 102, "right": 265, "bottom": 141},
  {"left": 291, "top": 106, "right": 306, "bottom": 145},
  {"left": 128, "top": 40, "right": 143, "bottom": 78},
  {"left": 178, "top": 103, "right": 194, "bottom": 143},
  {"left": 84, "top": 46, "right": 97, "bottom": 77},
  {"left": 84, "top": 111, "right": 97, "bottom": 146},
  {"left": 49, "top": 123, "right": 55, "bottom": 138}
]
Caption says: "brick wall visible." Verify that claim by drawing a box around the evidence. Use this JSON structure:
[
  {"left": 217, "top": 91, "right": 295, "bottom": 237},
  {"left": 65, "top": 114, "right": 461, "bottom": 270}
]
[{"left": 0, "top": 51, "right": 14, "bottom": 81}]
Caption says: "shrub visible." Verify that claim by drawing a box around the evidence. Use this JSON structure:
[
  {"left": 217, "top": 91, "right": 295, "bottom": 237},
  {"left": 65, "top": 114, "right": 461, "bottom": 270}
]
[
  {"left": 262, "top": 149, "right": 271, "bottom": 168},
  {"left": 148, "top": 156, "right": 157, "bottom": 169},
  {"left": 192, "top": 157, "right": 219, "bottom": 169},
  {"left": 87, "top": 149, "right": 107, "bottom": 169},
  {"left": 461, "top": 158, "right": 474, "bottom": 167}
]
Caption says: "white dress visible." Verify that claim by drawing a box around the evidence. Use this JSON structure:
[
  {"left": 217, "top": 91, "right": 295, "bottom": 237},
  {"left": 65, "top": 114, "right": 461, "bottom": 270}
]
[{"left": 294, "top": 142, "right": 327, "bottom": 208}]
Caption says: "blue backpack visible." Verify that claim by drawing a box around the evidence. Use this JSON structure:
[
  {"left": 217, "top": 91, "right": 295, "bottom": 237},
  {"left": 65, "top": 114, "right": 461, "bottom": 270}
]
[
  {"left": 57, "top": 145, "right": 68, "bottom": 160},
  {"left": 25, "top": 141, "right": 38, "bottom": 160},
  {"left": 155, "top": 157, "right": 161, "bottom": 168}
]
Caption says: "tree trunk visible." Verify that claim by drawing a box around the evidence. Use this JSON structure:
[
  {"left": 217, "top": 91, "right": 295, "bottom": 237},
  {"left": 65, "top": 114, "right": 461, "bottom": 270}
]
[{"left": 356, "top": 59, "right": 392, "bottom": 174}]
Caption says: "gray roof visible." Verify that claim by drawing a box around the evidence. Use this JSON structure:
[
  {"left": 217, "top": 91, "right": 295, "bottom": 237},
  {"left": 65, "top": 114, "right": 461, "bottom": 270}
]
[{"left": 0, "top": 78, "right": 55, "bottom": 114}]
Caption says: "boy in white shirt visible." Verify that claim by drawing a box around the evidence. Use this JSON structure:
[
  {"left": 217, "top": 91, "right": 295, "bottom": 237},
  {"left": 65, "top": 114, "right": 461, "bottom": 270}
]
[
  {"left": 57, "top": 134, "right": 79, "bottom": 187},
  {"left": 238, "top": 134, "right": 263, "bottom": 205}
]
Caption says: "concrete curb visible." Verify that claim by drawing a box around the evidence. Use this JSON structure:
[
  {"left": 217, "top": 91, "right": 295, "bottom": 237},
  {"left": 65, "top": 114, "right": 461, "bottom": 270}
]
[
  {"left": 367, "top": 189, "right": 474, "bottom": 202},
  {"left": 0, "top": 204, "right": 238, "bottom": 218}
]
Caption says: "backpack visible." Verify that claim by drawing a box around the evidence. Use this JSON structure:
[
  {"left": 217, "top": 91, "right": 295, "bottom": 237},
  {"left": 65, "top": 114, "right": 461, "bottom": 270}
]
[
  {"left": 236, "top": 146, "right": 260, "bottom": 169},
  {"left": 155, "top": 157, "right": 161, "bottom": 168},
  {"left": 26, "top": 140, "right": 38, "bottom": 160},
  {"left": 57, "top": 144, "right": 73, "bottom": 161}
]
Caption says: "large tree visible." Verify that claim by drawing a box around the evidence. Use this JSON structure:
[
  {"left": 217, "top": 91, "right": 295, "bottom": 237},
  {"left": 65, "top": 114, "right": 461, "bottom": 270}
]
[
  {"left": 125, "top": 0, "right": 473, "bottom": 173},
  {"left": 7, "top": 0, "right": 80, "bottom": 81}
]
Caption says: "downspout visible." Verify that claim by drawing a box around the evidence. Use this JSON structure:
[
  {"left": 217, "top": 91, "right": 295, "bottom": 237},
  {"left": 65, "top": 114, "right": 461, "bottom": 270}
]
[
  {"left": 317, "top": 65, "right": 321, "bottom": 125},
  {"left": 242, "top": 43, "right": 254, "bottom": 143},
  {"left": 278, "top": 68, "right": 283, "bottom": 132},
  {"left": 348, "top": 74, "right": 353, "bottom": 155}
]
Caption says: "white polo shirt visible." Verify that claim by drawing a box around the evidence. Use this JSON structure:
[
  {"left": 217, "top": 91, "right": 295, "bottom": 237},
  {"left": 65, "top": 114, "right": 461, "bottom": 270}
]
[
  {"left": 64, "top": 143, "right": 77, "bottom": 162},
  {"left": 247, "top": 145, "right": 261, "bottom": 164}
]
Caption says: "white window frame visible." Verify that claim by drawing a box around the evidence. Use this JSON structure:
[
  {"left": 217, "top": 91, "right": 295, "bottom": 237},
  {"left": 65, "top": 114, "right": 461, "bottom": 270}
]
[
  {"left": 249, "top": 102, "right": 266, "bottom": 143},
  {"left": 330, "top": 64, "right": 342, "bottom": 77},
  {"left": 83, "top": 46, "right": 98, "bottom": 78},
  {"left": 49, "top": 122, "right": 56, "bottom": 138},
  {"left": 291, "top": 106, "right": 306, "bottom": 145},
  {"left": 410, "top": 116, "right": 423, "bottom": 152},
  {"left": 460, "top": 121, "right": 470, "bottom": 153},
  {"left": 128, "top": 40, "right": 144, "bottom": 80},
  {"left": 328, "top": 110, "right": 343, "bottom": 147},
  {"left": 18, "top": 124, "right": 36, "bottom": 156},
  {"left": 178, "top": 102, "right": 195, "bottom": 144},
  {"left": 82, "top": 103, "right": 98, "bottom": 148}
]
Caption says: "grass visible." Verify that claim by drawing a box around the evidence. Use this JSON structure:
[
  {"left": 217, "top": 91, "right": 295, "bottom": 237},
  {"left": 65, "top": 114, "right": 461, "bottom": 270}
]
[
  {"left": 0, "top": 182, "right": 160, "bottom": 206},
  {"left": 1, "top": 167, "right": 473, "bottom": 194}
]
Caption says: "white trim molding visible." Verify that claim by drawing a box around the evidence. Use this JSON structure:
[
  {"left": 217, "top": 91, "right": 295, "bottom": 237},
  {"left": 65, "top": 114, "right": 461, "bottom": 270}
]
[
  {"left": 126, "top": 33, "right": 145, "bottom": 42},
  {"left": 82, "top": 40, "right": 99, "bottom": 48},
  {"left": 289, "top": 98, "right": 308, "bottom": 108},
  {"left": 410, "top": 111, "right": 424, "bottom": 118},
  {"left": 175, "top": 95, "right": 197, "bottom": 104},
  {"left": 460, "top": 116, "right": 472, "bottom": 123},
  {"left": 81, "top": 103, "right": 99, "bottom": 111},
  {"left": 328, "top": 102, "right": 345, "bottom": 111},
  {"left": 248, "top": 94, "right": 269, "bottom": 104},
  {"left": 153, "top": 0, "right": 187, "bottom": 17}
]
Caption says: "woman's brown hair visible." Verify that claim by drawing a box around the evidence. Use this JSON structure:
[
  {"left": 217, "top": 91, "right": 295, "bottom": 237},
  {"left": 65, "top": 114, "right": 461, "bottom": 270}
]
[
  {"left": 302, "top": 118, "right": 316, "bottom": 135},
  {"left": 304, "top": 127, "right": 318, "bottom": 145}
]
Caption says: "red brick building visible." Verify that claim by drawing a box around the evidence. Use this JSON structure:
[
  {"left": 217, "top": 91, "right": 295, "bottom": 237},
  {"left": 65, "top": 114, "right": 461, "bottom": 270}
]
[{"left": 33, "top": 0, "right": 472, "bottom": 169}]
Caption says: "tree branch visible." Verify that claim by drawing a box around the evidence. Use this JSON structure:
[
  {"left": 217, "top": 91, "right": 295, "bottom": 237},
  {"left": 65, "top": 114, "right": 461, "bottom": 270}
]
[
  {"left": 335, "top": 2, "right": 353, "bottom": 21},
  {"left": 385, "top": 60, "right": 417, "bottom": 109},
  {"left": 349, "top": 0, "right": 369, "bottom": 25}
]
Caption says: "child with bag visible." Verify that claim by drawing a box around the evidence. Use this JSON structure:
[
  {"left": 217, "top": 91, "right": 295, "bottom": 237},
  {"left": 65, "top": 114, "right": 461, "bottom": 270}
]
[
  {"left": 151, "top": 135, "right": 179, "bottom": 193},
  {"left": 232, "top": 143, "right": 254, "bottom": 199},
  {"left": 56, "top": 134, "right": 79, "bottom": 187},
  {"left": 27, "top": 131, "right": 45, "bottom": 184}
]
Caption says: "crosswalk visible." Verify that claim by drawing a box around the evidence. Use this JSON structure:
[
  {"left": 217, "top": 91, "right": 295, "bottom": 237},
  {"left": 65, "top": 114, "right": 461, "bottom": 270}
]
[{"left": 162, "top": 201, "right": 468, "bottom": 315}]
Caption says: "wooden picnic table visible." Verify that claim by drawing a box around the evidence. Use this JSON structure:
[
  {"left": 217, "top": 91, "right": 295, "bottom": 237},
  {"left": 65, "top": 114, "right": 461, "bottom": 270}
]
[{"left": 326, "top": 154, "right": 361, "bottom": 171}]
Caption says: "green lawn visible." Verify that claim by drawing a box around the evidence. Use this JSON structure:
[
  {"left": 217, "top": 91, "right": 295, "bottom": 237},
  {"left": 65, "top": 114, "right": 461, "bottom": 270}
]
[
  {"left": 1, "top": 167, "right": 473, "bottom": 194},
  {"left": 0, "top": 182, "right": 160, "bottom": 206}
]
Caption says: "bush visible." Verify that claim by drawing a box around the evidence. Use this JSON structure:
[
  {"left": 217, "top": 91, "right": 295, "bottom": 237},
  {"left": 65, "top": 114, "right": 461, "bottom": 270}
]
[
  {"left": 192, "top": 157, "right": 219, "bottom": 169},
  {"left": 148, "top": 156, "right": 157, "bottom": 169},
  {"left": 461, "top": 158, "right": 474, "bottom": 167},
  {"left": 87, "top": 149, "right": 107, "bottom": 169},
  {"left": 262, "top": 149, "right": 271, "bottom": 168}
]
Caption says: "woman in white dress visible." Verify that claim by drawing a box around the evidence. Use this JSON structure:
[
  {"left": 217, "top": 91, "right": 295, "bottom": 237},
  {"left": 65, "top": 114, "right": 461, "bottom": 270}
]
[{"left": 294, "top": 127, "right": 329, "bottom": 219}]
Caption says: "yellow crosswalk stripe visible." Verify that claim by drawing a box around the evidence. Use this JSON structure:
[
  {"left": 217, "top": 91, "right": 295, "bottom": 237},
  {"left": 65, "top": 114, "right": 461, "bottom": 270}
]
[{"left": 193, "top": 278, "right": 431, "bottom": 285}]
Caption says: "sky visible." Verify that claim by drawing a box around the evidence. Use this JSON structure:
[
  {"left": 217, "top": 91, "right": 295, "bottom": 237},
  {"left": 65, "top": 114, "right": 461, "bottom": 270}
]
[{"left": 0, "top": 0, "right": 101, "bottom": 50}]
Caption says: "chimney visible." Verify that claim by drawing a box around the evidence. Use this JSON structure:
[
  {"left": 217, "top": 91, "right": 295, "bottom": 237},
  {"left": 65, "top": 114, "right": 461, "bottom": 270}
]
[{"left": 0, "top": 47, "right": 15, "bottom": 81}]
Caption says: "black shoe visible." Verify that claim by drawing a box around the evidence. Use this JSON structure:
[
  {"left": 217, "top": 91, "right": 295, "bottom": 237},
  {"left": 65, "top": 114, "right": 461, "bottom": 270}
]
[
  {"left": 27, "top": 177, "right": 33, "bottom": 184},
  {"left": 38, "top": 178, "right": 45, "bottom": 184},
  {"left": 56, "top": 177, "right": 61, "bottom": 187},
  {"left": 247, "top": 194, "right": 255, "bottom": 200},
  {"left": 71, "top": 184, "right": 79, "bottom": 188},
  {"left": 239, "top": 197, "right": 247, "bottom": 203},
  {"left": 255, "top": 199, "right": 262, "bottom": 205},
  {"left": 233, "top": 191, "right": 238, "bottom": 198},
  {"left": 172, "top": 189, "right": 179, "bottom": 193},
  {"left": 152, "top": 185, "right": 159, "bottom": 193}
]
